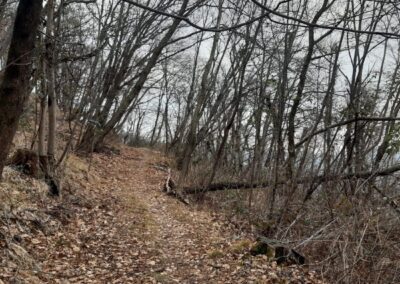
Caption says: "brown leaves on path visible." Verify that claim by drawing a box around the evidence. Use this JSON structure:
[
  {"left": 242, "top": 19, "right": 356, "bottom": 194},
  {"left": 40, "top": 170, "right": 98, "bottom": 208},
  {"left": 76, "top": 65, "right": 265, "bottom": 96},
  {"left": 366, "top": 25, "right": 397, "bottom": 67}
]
[{"left": 1, "top": 146, "right": 324, "bottom": 283}]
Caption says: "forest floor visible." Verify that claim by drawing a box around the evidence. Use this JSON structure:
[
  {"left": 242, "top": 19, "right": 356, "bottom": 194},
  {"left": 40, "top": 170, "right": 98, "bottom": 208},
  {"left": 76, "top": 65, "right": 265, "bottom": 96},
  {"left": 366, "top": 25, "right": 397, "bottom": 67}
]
[{"left": 0, "top": 145, "right": 324, "bottom": 283}]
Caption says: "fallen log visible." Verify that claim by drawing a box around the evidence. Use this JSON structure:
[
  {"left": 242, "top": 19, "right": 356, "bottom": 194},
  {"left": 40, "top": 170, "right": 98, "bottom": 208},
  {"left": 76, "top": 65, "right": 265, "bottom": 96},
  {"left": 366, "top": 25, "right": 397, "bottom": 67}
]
[
  {"left": 182, "top": 163, "right": 400, "bottom": 194},
  {"left": 183, "top": 181, "right": 270, "bottom": 194}
]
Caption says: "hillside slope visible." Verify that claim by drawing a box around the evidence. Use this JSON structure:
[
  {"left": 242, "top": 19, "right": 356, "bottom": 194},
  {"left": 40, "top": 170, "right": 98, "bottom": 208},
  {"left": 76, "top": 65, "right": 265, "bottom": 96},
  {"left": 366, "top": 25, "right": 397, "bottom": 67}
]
[{"left": 1, "top": 146, "right": 323, "bottom": 283}]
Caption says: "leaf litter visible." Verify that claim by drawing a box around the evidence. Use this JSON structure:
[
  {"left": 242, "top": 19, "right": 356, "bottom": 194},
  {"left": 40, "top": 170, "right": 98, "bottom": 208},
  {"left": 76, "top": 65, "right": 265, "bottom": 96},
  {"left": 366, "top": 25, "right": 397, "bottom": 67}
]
[{"left": 1, "top": 146, "right": 324, "bottom": 283}]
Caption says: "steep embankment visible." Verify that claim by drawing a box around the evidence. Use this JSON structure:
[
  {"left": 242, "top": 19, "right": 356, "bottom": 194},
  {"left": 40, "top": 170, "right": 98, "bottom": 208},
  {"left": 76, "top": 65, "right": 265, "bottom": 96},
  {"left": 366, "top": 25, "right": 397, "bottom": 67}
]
[{"left": 1, "top": 146, "right": 323, "bottom": 283}]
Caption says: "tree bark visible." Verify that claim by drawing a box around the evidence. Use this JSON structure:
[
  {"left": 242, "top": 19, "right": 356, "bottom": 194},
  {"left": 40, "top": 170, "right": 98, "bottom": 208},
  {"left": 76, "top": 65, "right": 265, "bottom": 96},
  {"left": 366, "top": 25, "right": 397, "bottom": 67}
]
[
  {"left": 38, "top": 53, "right": 47, "bottom": 157},
  {"left": 0, "top": 0, "right": 44, "bottom": 178},
  {"left": 46, "top": 0, "right": 57, "bottom": 164},
  {"left": 0, "top": 0, "right": 7, "bottom": 21}
]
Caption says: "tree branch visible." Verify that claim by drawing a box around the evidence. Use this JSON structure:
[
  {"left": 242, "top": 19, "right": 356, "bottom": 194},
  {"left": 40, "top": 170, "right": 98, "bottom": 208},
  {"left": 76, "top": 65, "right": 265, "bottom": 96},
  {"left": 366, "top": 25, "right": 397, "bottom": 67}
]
[
  {"left": 121, "top": 0, "right": 400, "bottom": 38},
  {"left": 296, "top": 116, "right": 400, "bottom": 148},
  {"left": 122, "top": 0, "right": 270, "bottom": 32},
  {"left": 250, "top": 0, "right": 400, "bottom": 39}
]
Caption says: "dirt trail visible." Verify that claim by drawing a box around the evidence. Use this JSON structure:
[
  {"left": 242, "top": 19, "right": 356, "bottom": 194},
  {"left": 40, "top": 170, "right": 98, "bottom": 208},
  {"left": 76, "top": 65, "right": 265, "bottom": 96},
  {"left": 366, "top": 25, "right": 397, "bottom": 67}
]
[{"left": 3, "top": 146, "right": 322, "bottom": 283}]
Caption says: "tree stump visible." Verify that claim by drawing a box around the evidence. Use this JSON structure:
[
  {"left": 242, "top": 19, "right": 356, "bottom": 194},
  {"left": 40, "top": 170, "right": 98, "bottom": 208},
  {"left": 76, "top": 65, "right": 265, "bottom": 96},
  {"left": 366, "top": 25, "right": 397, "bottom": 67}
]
[
  {"left": 7, "top": 149, "right": 60, "bottom": 196},
  {"left": 7, "top": 149, "right": 43, "bottom": 178}
]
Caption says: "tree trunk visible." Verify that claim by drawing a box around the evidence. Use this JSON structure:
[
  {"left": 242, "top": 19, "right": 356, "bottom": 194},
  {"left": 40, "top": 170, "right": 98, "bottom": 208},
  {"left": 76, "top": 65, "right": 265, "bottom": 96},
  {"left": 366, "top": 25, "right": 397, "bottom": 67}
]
[
  {"left": 38, "top": 95, "right": 47, "bottom": 157},
  {"left": 46, "top": 0, "right": 56, "bottom": 165},
  {"left": 178, "top": 0, "right": 224, "bottom": 176},
  {"left": 0, "top": 0, "right": 43, "bottom": 178},
  {"left": 38, "top": 56, "right": 47, "bottom": 158}
]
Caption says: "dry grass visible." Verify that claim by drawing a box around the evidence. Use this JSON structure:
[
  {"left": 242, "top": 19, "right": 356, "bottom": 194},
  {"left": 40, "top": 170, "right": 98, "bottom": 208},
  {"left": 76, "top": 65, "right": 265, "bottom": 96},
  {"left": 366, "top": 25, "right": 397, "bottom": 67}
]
[
  {"left": 230, "top": 239, "right": 253, "bottom": 254},
  {"left": 207, "top": 249, "right": 225, "bottom": 259},
  {"left": 0, "top": 167, "right": 49, "bottom": 207},
  {"left": 196, "top": 170, "right": 400, "bottom": 284},
  {"left": 119, "top": 190, "right": 157, "bottom": 236},
  {"left": 65, "top": 154, "right": 88, "bottom": 173}
]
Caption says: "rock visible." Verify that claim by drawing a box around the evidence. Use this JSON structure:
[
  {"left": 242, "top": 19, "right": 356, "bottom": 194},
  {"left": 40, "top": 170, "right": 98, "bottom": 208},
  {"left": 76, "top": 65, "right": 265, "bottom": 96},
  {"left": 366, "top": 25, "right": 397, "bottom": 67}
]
[
  {"left": 250, "top": 237, "right": 305, "bottom": 265},
  {"left": 250, "top": 241, "right": 275, "bottom": 258},
  {"left": 72, "top": 245, "right": 80, "bottom": 252},
  {"left": 8, "top": 243, "right": 40, "bottom": 270},
  {"left": 31, "top": 238, "right": 41, "bottom": 245}
]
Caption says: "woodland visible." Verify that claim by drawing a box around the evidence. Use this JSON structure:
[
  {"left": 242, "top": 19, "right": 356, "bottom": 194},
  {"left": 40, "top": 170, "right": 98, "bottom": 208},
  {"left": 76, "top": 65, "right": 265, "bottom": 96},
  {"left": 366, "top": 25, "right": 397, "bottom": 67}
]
[{"left": 0, "top": 0, "right": 400, "bottom": 283}]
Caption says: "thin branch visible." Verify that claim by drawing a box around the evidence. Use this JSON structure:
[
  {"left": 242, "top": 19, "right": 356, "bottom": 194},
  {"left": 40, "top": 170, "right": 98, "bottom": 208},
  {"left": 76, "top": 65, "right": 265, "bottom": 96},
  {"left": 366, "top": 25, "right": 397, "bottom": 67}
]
[
  {"left": 121, "top": 0, "right": 400, "bottom": 38},
  {"left": 122, "top": 0, "right": 270, "bottom": 32},
  {"left": 250, "top": 0, "right": 400, "bottom": 39},
  {"left": 296, "top": 117, "right": 400, "bottom": 148}
]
